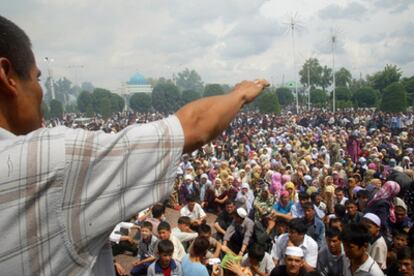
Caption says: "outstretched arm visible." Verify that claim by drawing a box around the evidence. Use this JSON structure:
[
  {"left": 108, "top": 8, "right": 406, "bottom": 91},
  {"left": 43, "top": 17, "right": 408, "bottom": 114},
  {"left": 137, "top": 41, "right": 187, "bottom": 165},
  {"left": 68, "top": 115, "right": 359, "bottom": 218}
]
[{"left": 175, "top": 80, "right": 268, "bottom": 153}]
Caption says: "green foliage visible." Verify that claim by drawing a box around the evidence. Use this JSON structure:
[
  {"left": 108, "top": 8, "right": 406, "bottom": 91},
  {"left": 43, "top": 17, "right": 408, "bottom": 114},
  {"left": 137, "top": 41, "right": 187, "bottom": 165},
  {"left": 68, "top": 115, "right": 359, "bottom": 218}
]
[
  {"left": 203, "top": 84, "right": 224, "bottom": 97},
  {"left": 320, "top": 66, "right": 333, "bottom": 91},
  {"left": 276, "top": 87, "right": 294, "bottom": 106},
  {"left": 335, "top": 86, "right": 352, "bottom": 101},
  {"left": 152, "top": 81, "right": 181, "bottom": 114},
  {"left": 110, "top": 93, "right": 125, "bottom": 113},
  {"left": 369, "top": 64, "right": 402, "bottom": 93},
  {"left": 380, "top": 82, "right": 407, "bottom": 112},
  {"left": 80, "top": 81, "right": 94, "bottom": 93},
  {"left": 129, "top": 93, "right": 152, "bottom": 113},
  {"left": 77, "top": 91, "right": 94, "bottom": 116},
  {"left": 175, "top": 68, "right": 204, "bottom": 93},
  {"left": 257, "top": 90, "right": 280, "bottom": 114},
  {"left": 181, "top": 90, "right": 201, "bottom": 105},
  {"left": 336, "top": 100, "right": 353, "bottom": 109},
  {"left": 353, "top": 87, "right": 379, "bottom": 108},
  {"left": 91, "top": 88, "right": 124, "bottom": 118},
  {"left": 310, "top": 89, "right": 327, "bottom": 107},
  {"left": 335, "top": 67, "right": 352, "bottom": 87},
  {"left": 65, "top": 103, "right": 78, "bottom": 113},
  {"left": 299, "top": 58, "right": 323, "bottom": 88},
  {"left": 41, "top": 101, "right": 50, "bottom": 120},
  {"left": 49, "top": 99, "right": 63, "bottom": 119}
]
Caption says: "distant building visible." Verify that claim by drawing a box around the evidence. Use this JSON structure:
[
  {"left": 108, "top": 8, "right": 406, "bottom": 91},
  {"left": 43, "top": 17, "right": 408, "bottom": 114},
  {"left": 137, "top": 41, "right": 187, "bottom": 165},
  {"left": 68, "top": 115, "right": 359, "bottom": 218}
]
[
  {"left": 116, "top": 73, "right": 153, "bottom": 111},
  {"left": 118, "top": 73, "right": 153, "bottom": 96}
]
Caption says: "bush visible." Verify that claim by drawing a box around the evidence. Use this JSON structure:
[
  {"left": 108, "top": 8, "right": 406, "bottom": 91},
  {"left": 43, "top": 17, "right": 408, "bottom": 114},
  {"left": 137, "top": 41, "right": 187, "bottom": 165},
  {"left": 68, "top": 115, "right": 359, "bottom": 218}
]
[{"left": 380, "top": 82, "right": 407, "bottom": 112}]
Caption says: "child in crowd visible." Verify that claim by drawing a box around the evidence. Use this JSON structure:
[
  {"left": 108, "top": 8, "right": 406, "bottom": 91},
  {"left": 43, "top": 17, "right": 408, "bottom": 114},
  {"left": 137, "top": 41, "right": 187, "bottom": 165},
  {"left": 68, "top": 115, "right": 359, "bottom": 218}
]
[
  {"left": 130, "top": 221, "right": 158, "bottom": 275},
  {"left": 147, "top": 240, "right": 183, "bottom": 276},
  {"left": 361, "top": 213, "right": 388, "bottom": 270},
  {"left": 156, "top": 221, "right": 186, "bottom": 262},
  {"left": 197, "top": 224, "right": 222, "bottom": 258},
  {"left": 241, "top": 244, "right": 274, "bottom": 276},
  {"left": 172, "top": 216, "right": 198, "bottom": 249}
]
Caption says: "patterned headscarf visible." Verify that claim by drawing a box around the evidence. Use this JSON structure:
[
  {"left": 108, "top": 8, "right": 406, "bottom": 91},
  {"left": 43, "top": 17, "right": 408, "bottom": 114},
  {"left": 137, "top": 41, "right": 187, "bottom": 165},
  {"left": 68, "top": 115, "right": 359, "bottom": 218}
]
[{"left": 368, "top": 180, "right": 400, "bottom": 223}]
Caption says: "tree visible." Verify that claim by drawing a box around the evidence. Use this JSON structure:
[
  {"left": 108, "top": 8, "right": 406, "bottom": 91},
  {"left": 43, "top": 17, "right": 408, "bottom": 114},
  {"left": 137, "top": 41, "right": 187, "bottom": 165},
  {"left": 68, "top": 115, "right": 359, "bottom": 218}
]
[
  {"left": 49, "top": 99, "right": 63, "bottom": 119},
  {"left": 335, "top": 67, "right": 352, "bottom": 87},
  {"left": 77, "top": 91, "right": 94, "bottom": 116},
  {"left": 80, "top": 81, "right": 95, "bottom": 93},
  {"left": 335, "top": 86, "right": 352, "bottom": 101},
  {"left": 181, "top": 89, "right": 201, "bottom": 105},
  {"left": 310, "top": 89, "right": 327, "bottom": 107},
  {"left": 54, "top": 77, "right": 72, "bottom": 105},
  {"left": 152, "top": 81, "right": 181, "bottom": 114},
  {"left": 175, "top": 68, "right": 204, "bottom": 93},
  {"left": 203, "top": 84, "right": 224, "bottom": 97},
  {"left": 129, "top": 93, "right": 152, "bottom": 113},
  {"left": 276, "top": 87, "right": 294, "bottom": 106},
  {"left": 353, "top": 87, "right": 379, "bottom": 108},
  {"left": 299, "top": 58, "right": 323, "bottom": 88},
  {"left": 110, "top": 93, "right": 125, "bottom": 113},
  {"left": 402, "top": 76, "right": 414, "bottom": 106},
  {"left": 320, "top": 66, "right": 333, "bottom": 92},
  {"left": 369, "top": 64, "right": 402, "bottom": 93},
  {"left": 41, "top": 101, "right": 50, "bottom": 120},
  {"left": 380, "top": 82, "right": 407, "bottom": 112},
  {"left": 257, "top": 91, "right": 281, "bottom": 114}
]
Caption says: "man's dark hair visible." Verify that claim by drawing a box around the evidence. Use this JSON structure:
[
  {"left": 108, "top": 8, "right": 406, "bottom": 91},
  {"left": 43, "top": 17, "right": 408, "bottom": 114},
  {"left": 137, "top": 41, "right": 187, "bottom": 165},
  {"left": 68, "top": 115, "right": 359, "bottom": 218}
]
[
  {"left": 334, "top": 204, "right": 346, "bottom": 218},
  {"left": 190, "top": 237, "right": 210, "bottom": 258},
  {"left": 335, "top": 187, "right": 344, "bottom": 193},
  {"left": 177, "top": 216, "right": 191, "bottom": 226},
  {"left": 141, "top": 221, "right": 153, "bottom": 231},
  {"left": 157, "top": 221, "right": 171, "bottom": 232},
  {"left": 326, "top": 227, "right": 342, "bottom": 239},
  {"left": 152, "top": 203, "right": 165, "bottom": 218},
  {"left": 0, "top": 16, "right": 35, "bottom": 79},
  {"left": 276, "top": 217, "right": 289, "bottom": 226},
  {"left": 393, "top": 229, "right": 408, "bottom": 239},
  {"left": 298, "top": 191, "right": 310, "bottom": 201},
  {"left": 198, "top": 224, "right": 212, "bottom": 235},
  {"left": 302, "top": 201, "right": 314, "bottom": 211},
  {"left": 248, "top": 243, "right": 265, "bottom": 262},
  {"left": 357, "top": 189, "right": 369, "bottom": 198},
  {"left": 345, "top": 199, "right": 357, "bottom": 206},
  {"left": 157, "top": 240, "right": 174, "bottom": 255},
  {"left": 186, "top": 194, "right": 196, "bottom": 203},
  {"left": 397, "top": 246, "right": 413, "bottom": 260},
  {"left": 340, "top": 223, "right": 371, "bottom": 247},
  {"left": 310, "top": 192, "right": 320, "bottom": 202},
  {"left": 224, "top": 200, "right": 235, "bottom": 206},
  {"left": 288, "top": 218, "right": 308, "bottom": 234}
]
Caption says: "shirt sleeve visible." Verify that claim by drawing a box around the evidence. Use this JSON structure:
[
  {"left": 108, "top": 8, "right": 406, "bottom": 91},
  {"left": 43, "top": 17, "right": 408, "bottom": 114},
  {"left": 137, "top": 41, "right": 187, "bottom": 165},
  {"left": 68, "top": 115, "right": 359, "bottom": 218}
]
[
  {"left": 242, "top": 221, "right": 254, "bottom": 245},
  {"left": 224, "top": 224, "right": 235, "bottom": 242},
  {"left": 62, "top": 116, "right": 184, "bottom": 261},
  {"left": 305, "top": 239, "right": 318, "bottom": 268}
]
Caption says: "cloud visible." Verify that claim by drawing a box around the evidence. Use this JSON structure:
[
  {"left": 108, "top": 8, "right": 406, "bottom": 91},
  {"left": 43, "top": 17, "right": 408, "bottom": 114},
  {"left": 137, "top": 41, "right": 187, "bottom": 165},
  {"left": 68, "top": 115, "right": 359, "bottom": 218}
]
[
  {"left": 318, "top": 2, "right": 367, "bottom": 20},
  {"left": 370, "top": 0, "right": 413, "bottom": 13},
  {"left": 219, "top": 16, "right": 283, "bottom": 59}
]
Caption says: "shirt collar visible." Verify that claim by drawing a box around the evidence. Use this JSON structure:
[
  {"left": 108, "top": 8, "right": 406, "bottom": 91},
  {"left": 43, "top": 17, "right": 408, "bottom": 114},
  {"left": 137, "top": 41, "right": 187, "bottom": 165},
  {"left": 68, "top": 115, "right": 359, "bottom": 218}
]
[
  {"left": 155, "top": 259, "right": 176, "bottom": 273},
  {"left": 0, "top": 127, "right": 16, "bottom": 140},
  {"left": 356, "top": 255, "right": 375, "bottom": 273}
]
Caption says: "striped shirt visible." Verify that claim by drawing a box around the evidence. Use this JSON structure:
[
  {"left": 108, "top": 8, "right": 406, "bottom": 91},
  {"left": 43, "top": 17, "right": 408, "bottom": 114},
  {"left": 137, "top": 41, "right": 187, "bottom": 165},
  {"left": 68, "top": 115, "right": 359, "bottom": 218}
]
[{"left": 0, "top": 116, "right": 184, "bottom": 275}]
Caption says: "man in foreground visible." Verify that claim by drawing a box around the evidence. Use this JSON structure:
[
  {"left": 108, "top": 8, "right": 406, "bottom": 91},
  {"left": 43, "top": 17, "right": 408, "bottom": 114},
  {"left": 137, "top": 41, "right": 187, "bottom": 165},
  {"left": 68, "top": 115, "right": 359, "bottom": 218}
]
[{"left": 0, "top": 15, "right": 268, "bottom": 275}]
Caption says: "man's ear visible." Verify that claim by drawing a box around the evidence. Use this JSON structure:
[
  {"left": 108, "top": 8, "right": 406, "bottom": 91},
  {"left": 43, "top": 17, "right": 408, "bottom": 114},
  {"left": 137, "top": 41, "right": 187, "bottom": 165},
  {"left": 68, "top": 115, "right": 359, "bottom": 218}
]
[{"left": 0, "top": 57, "right": 19, "bottom": 97}]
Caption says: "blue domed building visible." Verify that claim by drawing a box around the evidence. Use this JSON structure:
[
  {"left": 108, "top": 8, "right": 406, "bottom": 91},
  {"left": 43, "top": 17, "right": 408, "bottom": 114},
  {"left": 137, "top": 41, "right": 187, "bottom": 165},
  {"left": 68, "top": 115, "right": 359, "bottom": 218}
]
[{"left": 117, "top": 72, "right": 153, "bottom": 111}]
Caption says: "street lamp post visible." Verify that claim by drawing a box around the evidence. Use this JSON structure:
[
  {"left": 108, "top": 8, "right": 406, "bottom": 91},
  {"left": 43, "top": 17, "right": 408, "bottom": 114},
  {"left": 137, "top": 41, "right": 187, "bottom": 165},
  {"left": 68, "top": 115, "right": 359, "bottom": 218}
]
[
  {"left": 44, "top": 57, "right": 55, "bottom": 100},
  {"left": 331, "top": 35, "right": 336, "bottom": 113}
]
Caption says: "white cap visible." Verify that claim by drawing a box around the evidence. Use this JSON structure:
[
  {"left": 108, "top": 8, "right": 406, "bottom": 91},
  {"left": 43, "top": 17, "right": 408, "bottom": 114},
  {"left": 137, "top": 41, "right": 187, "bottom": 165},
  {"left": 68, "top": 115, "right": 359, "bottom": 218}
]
[
  {"left": 184, "top": 174, "right": 193, "bottom": 181},
  {"left": 394, "top": 197, "right": 408, "bottom": 211},
  {"left": 241, "top": 183, "right": 250, "bottom": 190},
  {"left": 236, "top": 208, "right": 247, "bottom": 218},
  {"left": 200, "top": 174, "right": 208, "bottom": 179},
  {"left": 285, "top": 246, "right": 304, "bottom": 257},
  {"left": 363, "top": 213, "right": 381, "bottom": 227}
]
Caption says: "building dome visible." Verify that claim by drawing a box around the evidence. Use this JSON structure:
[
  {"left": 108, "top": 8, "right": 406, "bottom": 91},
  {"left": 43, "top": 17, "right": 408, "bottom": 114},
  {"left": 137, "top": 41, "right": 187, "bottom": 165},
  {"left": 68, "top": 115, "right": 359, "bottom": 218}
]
[{"left": 127, "top": 73, "right": 148, "bottom": 85}]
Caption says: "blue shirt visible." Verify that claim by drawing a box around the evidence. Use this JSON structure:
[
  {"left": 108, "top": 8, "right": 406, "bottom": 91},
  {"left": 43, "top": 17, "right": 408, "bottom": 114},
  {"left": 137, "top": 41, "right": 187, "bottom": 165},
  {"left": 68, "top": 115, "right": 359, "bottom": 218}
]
[
  {"left": 273, "top": 201, "right": 293, "bottom": 214},
  {"left": 181, "top": 254, "right": 209, "bottom": 276}
]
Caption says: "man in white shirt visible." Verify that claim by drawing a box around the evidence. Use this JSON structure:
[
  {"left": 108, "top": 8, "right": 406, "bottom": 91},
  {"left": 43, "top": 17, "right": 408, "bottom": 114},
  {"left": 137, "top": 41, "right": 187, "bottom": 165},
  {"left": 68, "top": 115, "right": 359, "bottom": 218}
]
[
  {"left": 109, "top": 221, "right": 139, "bottom": 256},
  {"left": 341, "top": 223, "right": 384, "bottom": 276},
  {"left": 273, "top": 218, "right": 318, "bottom": 272},
  {"left": 180, "top": 195, "right": 207, "bottom": 230},
  {"left": 171, "top": 216, "right": 198, "bottom": 246}
]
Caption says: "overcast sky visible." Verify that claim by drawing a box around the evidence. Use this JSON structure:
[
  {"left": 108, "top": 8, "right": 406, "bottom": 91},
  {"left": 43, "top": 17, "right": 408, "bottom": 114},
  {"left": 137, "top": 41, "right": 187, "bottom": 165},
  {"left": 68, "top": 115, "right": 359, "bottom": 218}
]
[{"left": 4, "top": 0, "right": 414, "bottom": 90}]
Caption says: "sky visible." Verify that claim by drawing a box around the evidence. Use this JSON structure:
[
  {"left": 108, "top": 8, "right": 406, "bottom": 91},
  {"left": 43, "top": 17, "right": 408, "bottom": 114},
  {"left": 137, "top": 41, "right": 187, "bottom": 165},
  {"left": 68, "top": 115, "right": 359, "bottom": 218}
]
[{"left": 4, "top": 0, "right": 414, "bottom": 91}]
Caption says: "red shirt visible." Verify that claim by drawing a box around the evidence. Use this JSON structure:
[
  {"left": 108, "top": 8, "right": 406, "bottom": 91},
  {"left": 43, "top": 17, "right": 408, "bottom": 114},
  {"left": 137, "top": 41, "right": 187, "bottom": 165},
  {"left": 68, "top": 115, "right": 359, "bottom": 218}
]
[{"left": 162, "top": 266, "right": 171, "bottom": 276}]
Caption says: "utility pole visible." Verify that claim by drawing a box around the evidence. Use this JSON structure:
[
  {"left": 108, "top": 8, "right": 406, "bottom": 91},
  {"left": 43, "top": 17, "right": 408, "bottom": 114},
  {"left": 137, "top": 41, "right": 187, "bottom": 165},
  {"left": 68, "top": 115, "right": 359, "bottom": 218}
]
[
  {"left": 44, "top": 57, "right": 55, "bottom": 100},
  {"left": 331, "top": 34, "right": 336, "bottom": 113},
  {"left": 290, "top": 16, "right": 299, "bottom": 114},
  {"left": 307, "top": 63, "right": 310, "bottom": 110}
]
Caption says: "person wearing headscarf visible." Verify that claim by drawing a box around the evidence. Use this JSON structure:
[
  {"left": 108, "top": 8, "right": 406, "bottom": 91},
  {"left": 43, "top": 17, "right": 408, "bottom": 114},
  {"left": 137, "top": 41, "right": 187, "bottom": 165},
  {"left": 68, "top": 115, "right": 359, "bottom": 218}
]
[
  {"left": 284, "top": 182, "right": 298, "bottom": 203},
  {"left": 270, "top": 172, "right": 283, "bottom": 197},
  {"left": 365, "top": 180, "right": 400, "bottom": 236}
]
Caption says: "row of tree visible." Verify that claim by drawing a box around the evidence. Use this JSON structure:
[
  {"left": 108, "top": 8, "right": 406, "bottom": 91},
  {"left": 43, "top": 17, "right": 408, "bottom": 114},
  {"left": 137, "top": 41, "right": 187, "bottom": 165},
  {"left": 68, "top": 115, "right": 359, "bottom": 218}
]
[{"left": 42, "top": 63, "right": 414, "bottom": 120}]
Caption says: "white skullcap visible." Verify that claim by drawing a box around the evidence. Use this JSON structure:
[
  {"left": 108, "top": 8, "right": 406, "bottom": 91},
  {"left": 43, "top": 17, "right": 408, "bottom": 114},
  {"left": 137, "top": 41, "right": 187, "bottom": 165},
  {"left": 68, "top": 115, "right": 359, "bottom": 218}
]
[
  {"left": 241, "top": 183, "right": 250, "bottom": 190},
  {"left": 236, "top": 208, "right": 247, "bottom": 218},
  {"left": 285, "top": 246, "right": 304, "bottom": 257},
  {"left": 201, "top": 174, "right": 208, "bottom": 179},
  {"left": 363, "top": 213, "right": 381, "bottom": 227},
  {"left": 184, "top": 174, "right": 193, "bottom": 181}
]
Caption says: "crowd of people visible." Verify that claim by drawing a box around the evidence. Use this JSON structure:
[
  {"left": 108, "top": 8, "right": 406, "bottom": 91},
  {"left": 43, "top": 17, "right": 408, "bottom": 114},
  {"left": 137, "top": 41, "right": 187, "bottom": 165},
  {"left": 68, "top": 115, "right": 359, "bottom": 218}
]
[{"left": 104, "top": 110, "right": 414, "bottom": 276}]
